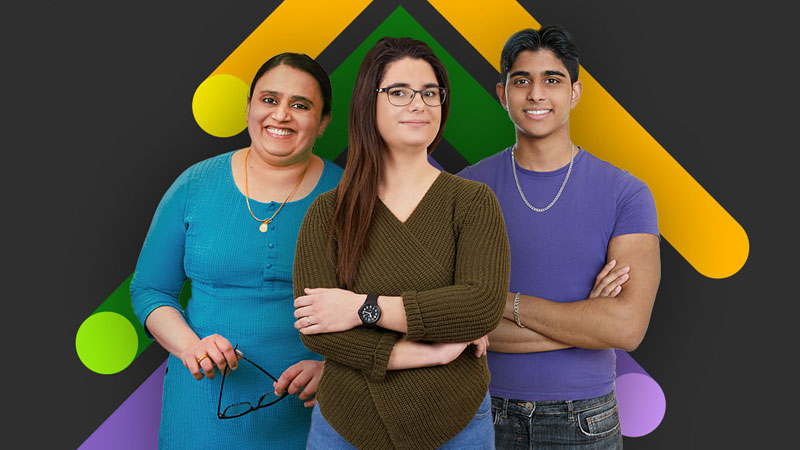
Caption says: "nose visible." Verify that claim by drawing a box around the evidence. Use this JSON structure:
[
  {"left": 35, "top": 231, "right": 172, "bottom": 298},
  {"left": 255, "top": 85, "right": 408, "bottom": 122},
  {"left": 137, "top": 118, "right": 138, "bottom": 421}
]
[
  {"left": 272, "top": 102, "right": 291, "bottom": 121},
  {"left": 408, "top": 91, "right": 427, "bottom": 110},
  {"left": 527, "top": 82, "right": 546, "bottom": 102}
]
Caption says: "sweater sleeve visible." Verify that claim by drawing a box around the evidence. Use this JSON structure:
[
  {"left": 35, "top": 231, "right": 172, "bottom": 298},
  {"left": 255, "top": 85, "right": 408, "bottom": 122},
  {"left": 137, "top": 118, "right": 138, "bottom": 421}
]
[
  {"left": 402, "top": 184, "right": 510, "bottom": 342},
  {"left": 130, "top": 170, "right": 190, "bottom": 339},
  {"left": 293, "top": 194, "right": 400, "bottom": 381}
]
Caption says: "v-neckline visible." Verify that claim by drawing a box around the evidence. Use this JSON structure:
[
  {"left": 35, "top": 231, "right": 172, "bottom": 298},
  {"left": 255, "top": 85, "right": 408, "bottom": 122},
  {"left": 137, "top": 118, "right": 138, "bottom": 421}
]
[{"left": 377, "top": 171, "right": 444, "bottom": 225}]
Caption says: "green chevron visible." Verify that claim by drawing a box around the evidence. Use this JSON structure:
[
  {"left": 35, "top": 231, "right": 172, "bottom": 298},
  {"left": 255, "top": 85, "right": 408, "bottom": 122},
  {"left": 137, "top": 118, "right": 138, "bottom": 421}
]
[{"left": 315, "top": 6, "right": 514, "bottom": 163}]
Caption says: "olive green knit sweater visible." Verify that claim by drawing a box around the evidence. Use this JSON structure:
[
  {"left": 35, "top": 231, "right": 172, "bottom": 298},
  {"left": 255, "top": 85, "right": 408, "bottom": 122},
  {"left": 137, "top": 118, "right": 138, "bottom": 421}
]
[{"left": 293, "top": 172, "right": 510, "bottom": 450}]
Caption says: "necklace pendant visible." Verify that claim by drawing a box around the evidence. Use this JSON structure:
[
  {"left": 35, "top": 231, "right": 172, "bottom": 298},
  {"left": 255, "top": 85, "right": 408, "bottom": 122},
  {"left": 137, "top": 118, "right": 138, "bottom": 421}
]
[{"left": 259, "top": 222, "right": 268, "bottom": 233}]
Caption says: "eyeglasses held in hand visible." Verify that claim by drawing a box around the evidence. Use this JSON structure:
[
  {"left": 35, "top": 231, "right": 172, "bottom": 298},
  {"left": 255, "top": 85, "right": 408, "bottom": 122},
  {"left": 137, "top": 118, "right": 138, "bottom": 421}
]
[
  {"left": 376, "top": 86, "right": 447, "bottom": 106},
  {"left": 217, "top": 344, "right": 288, "bottom": 419}
]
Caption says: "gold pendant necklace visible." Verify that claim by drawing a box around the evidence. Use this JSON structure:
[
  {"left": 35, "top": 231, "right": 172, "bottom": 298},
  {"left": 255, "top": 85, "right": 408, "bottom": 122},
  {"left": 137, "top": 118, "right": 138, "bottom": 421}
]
[{"left": 244, "top": 147, "right": 310, "bottom": 233}]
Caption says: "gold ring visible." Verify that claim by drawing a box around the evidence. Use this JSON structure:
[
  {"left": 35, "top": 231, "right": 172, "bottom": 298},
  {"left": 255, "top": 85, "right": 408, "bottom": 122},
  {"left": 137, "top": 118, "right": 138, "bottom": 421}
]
[{"left": 197, "top": 354, "right": 209, "bottom": 364}]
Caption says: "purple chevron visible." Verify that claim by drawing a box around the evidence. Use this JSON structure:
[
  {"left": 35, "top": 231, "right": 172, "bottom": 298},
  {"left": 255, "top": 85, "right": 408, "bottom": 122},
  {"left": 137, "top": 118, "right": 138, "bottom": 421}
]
[
  {"left": 78, "top": 361, "right": 165, "bottom": 450},
  {"left": 428, "top": 155, "right": 444, "bottom": 171},
  {"left": 615, "top": 350, "right": 666, "bottom": 437}
]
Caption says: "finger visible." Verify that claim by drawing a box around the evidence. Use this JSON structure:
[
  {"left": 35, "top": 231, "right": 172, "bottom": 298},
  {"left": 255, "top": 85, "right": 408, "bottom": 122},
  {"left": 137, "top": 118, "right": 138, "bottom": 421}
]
[
  {"left": 214, "top": 340, "right": 239, "bottom": 371},
  {"left": 589, "top": 278, "right": 610, "bottom": 298},
  {"left": 304, "top": 287, "right": 331, "bottom": 294},
  {"left": 606, "top": 265, "right": 630, "bottom": 280},
  {"left": 294, "top": 306, "right": 314, "bottom": 319},
  {"left": 601, "top": 273, "right": 629, "bottom": 296},
  {"left": 599, "top": 282, "right": 615, "bottom": 297},
  {"left": 289, "top": 370, "right": 314, "bottom": 396},
  {"left": 275, "top": 364, "right": 302, "bottom": 395},
  {"left": 298, "top": 324, "right": 324, "bottom": 335},
  {"left": 474, "top": 342, "right": 486, "bottom": 357},
  {"left": 184, "top": 357, "right": 203, "bottom": 380},
  {"left": 593, "top": 267, "right": 629, "bottom": 297},
  {"left": 603, "top": 266, "right": 630, "bottom": 284},
  {"left": 611, "top": 285, "right": 622, "bottom": 297},
  {"left": 304, "top": 398, "right": 317, "bottom": 408},
  {"left": 199, "top": 357, "right": 216, "bottom": 379},
  {"left": 595, "top": 268, "right": 624, "bottom": 293},
  {"left": 205, "top": 344, "right": 228, "bottom": 373},
  {"left": 294, "top": 295, "right": 312, "bottom": 308},
  {"left": 299, "top": 370, "right": 321, "bottom": 399},
  {"left": 595, "top": 259, "right": 617, "bottom": 281},
  {"left": 294, "top": 318, "right": 313, "bottom": 330}
]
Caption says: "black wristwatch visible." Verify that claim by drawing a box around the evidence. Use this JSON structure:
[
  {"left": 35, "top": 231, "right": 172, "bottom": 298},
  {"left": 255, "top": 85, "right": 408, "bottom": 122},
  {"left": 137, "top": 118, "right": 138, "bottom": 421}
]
[{"left": 358, "top": 294, "right": 381, "bottom": 326}]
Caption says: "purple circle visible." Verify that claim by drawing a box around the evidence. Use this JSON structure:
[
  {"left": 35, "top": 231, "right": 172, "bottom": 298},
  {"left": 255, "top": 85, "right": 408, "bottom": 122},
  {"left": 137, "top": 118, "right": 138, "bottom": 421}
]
[{"left": 615, "top": 373, "right": 666, "bottom": 437}]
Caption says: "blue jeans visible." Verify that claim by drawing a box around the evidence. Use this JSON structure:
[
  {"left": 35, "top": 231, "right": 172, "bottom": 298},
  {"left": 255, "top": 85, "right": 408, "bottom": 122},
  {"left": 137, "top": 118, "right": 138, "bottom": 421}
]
[
  {"left": 307, "top": 392, "right": 494, "bottom": 449},
  {"left": 491, "top": 391, "right": 622, "bottom": 450}
]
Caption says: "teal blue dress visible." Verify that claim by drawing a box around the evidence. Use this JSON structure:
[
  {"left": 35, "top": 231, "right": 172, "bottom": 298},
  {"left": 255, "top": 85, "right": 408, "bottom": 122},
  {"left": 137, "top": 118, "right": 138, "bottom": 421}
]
[{"left": 131, "top": 151, "right": 343, "bottom": 449}]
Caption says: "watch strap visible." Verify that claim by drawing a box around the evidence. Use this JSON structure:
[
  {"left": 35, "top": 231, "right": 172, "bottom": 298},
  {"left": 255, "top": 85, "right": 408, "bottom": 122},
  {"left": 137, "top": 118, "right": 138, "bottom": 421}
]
[{"left": 359, "top": 294, "right": 381, "bottom": 326}]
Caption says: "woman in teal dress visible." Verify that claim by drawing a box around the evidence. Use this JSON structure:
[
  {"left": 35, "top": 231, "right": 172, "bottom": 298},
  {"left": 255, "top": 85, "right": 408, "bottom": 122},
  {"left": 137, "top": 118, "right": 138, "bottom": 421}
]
[{"left": 130, "top": 53, "right": 343, "bottom": 449}]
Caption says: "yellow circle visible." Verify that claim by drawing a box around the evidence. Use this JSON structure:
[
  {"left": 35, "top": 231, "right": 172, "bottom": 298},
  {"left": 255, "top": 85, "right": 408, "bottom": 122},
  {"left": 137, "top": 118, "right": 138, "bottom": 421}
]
[
  {"left": 192, "top": 74, "right": 250, "bottom": 137},
  {"left": 75, "top": 311, "right": 139, "bottom": 375}
]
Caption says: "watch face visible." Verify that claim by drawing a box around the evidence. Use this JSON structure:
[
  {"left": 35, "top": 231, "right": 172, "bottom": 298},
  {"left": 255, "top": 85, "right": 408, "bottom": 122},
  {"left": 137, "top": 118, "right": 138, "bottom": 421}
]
[{"left": 360, "top": 304, "right": 381, "bottom": 324}]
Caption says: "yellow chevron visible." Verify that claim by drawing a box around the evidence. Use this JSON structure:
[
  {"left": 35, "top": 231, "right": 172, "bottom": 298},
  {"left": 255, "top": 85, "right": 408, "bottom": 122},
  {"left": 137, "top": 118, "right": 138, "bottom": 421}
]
[
  {"left": 192, "top": 0, "right": 372, "bottom": 137},
  {"left": 428, "top": 0, "right": 748, "bottom": 278}
]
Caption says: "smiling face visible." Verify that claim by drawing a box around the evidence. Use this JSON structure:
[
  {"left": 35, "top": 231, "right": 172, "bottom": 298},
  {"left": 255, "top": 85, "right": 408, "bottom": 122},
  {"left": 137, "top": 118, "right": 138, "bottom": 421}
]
[
  {"left": 375, "top": 57, "right": 442, "bottom": 154},
  {"left": 246, "top": 64, "right": 330, "bottom": 166},
  {"left": 497, "top": 49, "right": 582, "bottom": 142}
]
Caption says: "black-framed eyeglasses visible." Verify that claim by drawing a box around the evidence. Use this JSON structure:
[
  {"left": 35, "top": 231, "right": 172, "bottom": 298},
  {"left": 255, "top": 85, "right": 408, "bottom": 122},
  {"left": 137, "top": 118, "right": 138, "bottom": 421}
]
[
  {"left": 217, "top": 344, "right": 288, "bottom": 419},
  {"left": 376, "top": 86, "right": 447, "bottom": 106}
]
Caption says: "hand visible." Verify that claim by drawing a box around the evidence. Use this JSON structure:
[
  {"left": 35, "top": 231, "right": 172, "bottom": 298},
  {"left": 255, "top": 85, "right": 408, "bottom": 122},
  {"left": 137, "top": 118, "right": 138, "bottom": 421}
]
[
  {"left": 273, "top": 360, "right": 324, "bottom": 407},
  {"left": 588, "top": 260, "right": 630, "bottom": 299},
  {"left": 178, "top": 334, "right": 240, "bottom": 380},
  {"left": 388, "top": 340, "right": 471, "bottom": 370},
  {"left": 469, "top": 335, "right": 490, "bottom": 358},
  {"left": 294, "top": 288, "right": 363, "bottom": 334},
  {"left": 433, "top": 341, "right": 471, "bottom": 365}
]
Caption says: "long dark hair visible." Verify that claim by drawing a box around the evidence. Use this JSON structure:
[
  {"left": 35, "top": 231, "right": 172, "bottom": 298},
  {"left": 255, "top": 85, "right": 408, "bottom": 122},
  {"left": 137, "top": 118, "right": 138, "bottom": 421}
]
[{"left": 331, "top": 37, "right": 451, "bottom": 288}]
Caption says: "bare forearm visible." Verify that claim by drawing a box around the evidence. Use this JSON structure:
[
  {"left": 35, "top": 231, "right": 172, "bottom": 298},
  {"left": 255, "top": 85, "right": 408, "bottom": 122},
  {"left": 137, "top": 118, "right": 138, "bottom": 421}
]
[
  {"left": 488, "top": 318, "right": 572, "bottom": 353},
  {"left": 376, "top": 295, "right": 407, "bottom": 332},
  {"left": 145, "top": 305, "right": 200, "bottom": 356},
  {"left": 510, "top": 294, "right": 642, "bottom": 350},
  {"left": 508, "top": 234, "right": 660, "bottom": 351},
  {"left": 387, "top": 340, "right": 442, "bottom": 370}
]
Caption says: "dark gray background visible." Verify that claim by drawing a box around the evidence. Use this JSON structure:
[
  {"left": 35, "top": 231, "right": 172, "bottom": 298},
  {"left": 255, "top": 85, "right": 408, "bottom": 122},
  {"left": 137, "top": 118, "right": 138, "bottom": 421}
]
[{"left": 5, "top": 1, "right": 795, "bottom": 448}]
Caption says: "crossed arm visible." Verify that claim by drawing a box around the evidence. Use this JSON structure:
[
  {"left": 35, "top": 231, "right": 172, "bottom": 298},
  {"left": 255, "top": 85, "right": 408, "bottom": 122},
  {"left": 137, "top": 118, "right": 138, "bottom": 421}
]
[
  {"left": 489, "top": 233, "right": 660, "bottom": 353},
  {"left": 294, "top": 188, "right": 509, "bottom": 378}
]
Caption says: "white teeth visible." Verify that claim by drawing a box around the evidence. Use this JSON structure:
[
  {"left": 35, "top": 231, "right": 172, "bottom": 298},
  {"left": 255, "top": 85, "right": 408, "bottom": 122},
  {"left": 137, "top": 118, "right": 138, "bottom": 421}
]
[
  {"left": 525, "top": 109, "right": 550, "bottom": 115},
  {"left": 266, "top": 127, "right": 294, "bottom": 136}
]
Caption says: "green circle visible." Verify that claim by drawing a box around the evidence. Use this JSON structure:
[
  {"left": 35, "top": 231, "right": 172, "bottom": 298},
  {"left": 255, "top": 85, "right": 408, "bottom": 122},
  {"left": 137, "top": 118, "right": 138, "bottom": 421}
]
[{"left": 75, "top": 312, "right": 139, "bottom": 375}]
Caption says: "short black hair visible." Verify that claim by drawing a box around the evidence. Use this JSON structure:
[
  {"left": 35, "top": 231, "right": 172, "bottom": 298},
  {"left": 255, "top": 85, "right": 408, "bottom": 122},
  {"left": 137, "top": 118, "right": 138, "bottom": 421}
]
[
  {"left": 500, "top": 25, "right": 579, "bottom": 84},
  {"left": 248, "top": 52, "right": 332, "bottom": 116}
]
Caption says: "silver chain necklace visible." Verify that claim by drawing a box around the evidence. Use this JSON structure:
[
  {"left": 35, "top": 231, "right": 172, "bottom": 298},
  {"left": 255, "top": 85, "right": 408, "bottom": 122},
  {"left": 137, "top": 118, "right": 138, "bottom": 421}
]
[{"left": 511, "top": 143, "right": 575, "bottom": 213}]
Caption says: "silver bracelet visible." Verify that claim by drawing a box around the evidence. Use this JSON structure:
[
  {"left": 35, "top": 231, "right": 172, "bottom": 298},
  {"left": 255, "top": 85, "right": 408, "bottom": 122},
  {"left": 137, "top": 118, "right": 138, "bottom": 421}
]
[{"left": 513, "top": 292, "right": 525, "bottom": 328}]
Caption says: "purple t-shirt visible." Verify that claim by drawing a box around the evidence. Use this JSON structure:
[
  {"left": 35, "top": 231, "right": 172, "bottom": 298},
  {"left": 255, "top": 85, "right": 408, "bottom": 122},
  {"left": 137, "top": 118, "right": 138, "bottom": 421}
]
[{"left": 458, "top": 147, "right": 658, "bottom": 401}]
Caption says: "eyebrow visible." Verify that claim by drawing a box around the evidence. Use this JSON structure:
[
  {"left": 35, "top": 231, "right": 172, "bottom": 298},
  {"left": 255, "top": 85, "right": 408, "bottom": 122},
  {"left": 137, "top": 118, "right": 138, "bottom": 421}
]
[
  {"left": 383, "top": 82, "right": 441, "bottom": 89},
  {"left": 257, "top": 90, "right": 314, "bottom": 105},
  {"left": 543, "top": 70, "right": 567, "bottom": 78},
  {"left": 508, "top": 70, "right": 567, "bottom": 78}
]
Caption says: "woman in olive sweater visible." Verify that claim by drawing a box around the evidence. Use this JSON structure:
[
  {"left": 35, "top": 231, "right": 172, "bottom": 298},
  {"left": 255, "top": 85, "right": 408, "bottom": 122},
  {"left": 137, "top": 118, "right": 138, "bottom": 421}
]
[{"left": 290, "top": 37, "right": 510, "bottom": 450}]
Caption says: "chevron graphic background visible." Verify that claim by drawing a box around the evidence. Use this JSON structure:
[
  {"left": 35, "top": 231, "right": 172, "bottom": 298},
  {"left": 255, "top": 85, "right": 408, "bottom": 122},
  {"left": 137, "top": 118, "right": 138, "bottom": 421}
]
[{"left": 8, "top": 1, "right": 790, "bottom": 449}]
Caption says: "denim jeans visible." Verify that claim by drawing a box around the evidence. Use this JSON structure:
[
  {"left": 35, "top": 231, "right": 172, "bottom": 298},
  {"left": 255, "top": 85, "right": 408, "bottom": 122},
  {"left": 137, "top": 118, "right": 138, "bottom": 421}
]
[
  {"left": 307, "top": 392, "right": 494, "bottom": 449},
  {"left": 491, "top": 390, "right": 622, "bottom": 450}
]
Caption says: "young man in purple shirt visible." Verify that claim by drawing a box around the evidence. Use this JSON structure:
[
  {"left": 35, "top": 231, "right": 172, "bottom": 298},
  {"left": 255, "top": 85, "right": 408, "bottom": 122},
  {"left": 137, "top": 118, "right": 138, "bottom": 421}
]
[{"left": 458, "top": 26, "right": 661, "bottom": 449}]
